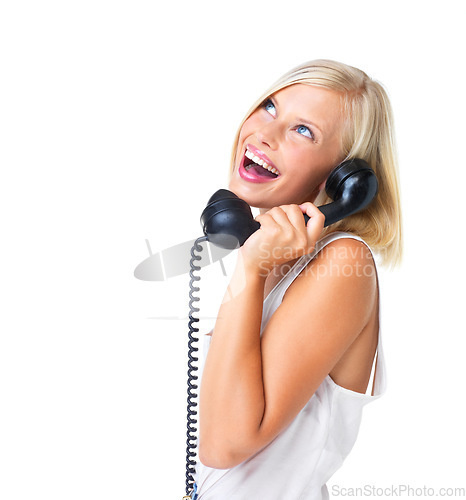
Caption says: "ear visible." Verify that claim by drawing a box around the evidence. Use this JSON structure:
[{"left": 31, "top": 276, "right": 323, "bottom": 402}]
[{"left": 317, "top": 179, "right": 326, "bottom": 192}]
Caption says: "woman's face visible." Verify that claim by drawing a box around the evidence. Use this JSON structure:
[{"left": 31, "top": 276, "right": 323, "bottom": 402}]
[{"left": 229, "top": 83, "right": 345, "bottom": 210}]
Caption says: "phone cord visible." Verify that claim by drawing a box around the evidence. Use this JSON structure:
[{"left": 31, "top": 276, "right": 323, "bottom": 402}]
[{"left": 185, "top": 235, "right": 207, "bottom": 499}]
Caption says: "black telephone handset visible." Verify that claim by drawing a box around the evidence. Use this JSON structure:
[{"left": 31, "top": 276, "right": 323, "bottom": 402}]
[{"left": 200, "top": 158, "right": 378, "bottom": 249}]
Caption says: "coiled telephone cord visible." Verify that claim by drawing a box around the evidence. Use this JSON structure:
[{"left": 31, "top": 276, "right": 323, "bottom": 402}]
[{"left": 184, "top": 236, "right": 207, "bottom": 499}]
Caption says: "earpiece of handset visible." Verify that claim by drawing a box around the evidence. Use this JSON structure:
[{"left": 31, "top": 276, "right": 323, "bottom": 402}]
[
  {"left": 200, "top": 159, "right": 378, "bottom": 249},
  {"left": 312, "top": 158, "right": 378, "bottom": 226}
]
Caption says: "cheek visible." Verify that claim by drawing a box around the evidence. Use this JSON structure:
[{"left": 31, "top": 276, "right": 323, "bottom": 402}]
[
  {"left": 238, "top": 116, "right": 258, "bottom": 140},
  {"left": 236, "top": 123, "right": 251, "bottom": 151},
  {"left": 286, "top": 146, "right": 318, "bottom": 174},
  {"left": 293, "top": 146, "right": 337, "bottom": 179},
  {"left": 285, "top": 150, "right": 329, "bottom": 193}
]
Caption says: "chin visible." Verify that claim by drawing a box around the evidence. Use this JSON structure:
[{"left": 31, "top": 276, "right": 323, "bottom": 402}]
[
  {"left": 229, "top": 173, "right": 319, "bottom": 209},
  {"left": 228, "top": 179, "right": 261, "bottom": 208},
  {"left": 227, "top": 176, "right": 246, "bottom": 200}
]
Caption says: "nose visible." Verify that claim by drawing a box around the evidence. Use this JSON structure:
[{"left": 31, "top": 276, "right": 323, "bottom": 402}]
[{"left": 255, "top": 120, "right": 281, "bottom": 150}]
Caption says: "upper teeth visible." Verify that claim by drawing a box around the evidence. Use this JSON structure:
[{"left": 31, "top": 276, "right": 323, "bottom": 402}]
[{"left": 245, "top": 149, "right": 280, "bottom": 175}]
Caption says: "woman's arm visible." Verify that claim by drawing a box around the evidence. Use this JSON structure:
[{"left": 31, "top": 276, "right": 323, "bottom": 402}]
[
  {"left": 198, "top": 205, "right": 377, "bottom": 469},
  {"left": 198, "top": 252, "right": 267, "bottom": 468}
]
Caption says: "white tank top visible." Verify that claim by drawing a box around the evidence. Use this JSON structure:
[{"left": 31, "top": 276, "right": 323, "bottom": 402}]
[{"left": 194, "top": 232, "right": 387, "bottom": 500}]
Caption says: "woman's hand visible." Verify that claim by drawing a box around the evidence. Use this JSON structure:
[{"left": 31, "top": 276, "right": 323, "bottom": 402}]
[{"left": 240, "top": 202, "right": 325, "bottom": 276}]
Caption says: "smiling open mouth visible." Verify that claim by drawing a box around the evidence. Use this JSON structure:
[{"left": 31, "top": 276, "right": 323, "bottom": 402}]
[{"left": 243, "top": 149, "right": 280, "bottom": 178}]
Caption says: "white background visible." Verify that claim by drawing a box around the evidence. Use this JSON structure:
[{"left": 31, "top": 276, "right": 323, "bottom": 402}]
[{"left": 1, "top": 1, "right": 465, "bottom": 498}]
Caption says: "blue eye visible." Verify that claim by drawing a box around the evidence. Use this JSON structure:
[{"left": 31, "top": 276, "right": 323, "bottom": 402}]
[
  {"left": 263, "top": 99, "right": 276, "bottom": 116},
  {"left": 296, "top": 125, "right": 313, "bottom": 139}
]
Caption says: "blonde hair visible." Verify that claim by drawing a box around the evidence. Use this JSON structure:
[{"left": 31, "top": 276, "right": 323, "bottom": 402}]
[{"left": 228, "top": 59, "right": 402, "bottom": 268}]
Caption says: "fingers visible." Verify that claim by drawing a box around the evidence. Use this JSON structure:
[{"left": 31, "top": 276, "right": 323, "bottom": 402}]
[
  {"left": 255, "top": 205, "right": 302, "bottom": 235},
  {"left": 249, "top": 203, "right": 325, "bottom": 267},
  {"left": 257, "top": 204, "right": 322, "bottom": 234},
  {"left": 255, "top": 205, "right": 313, "bottom": 252},
  {"left": 299, "top": 202, "right": 325, "bottom": 244},
  {"left": 256, "top": 203, "right": 324, "bottom": 239},
  {"left": 282, "top": 204, "right": 307, "bottom": 229}
]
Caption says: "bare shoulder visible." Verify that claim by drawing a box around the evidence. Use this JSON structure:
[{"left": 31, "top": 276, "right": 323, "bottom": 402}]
[
  {"left": 314, "top": 236, "right": 374, "bottom": 270},
  {"left": 282, "top": 236, "right": 379, "bottom": 394},
  {"left": 284, "top": 236, "right": 377, "bottom": 309}
]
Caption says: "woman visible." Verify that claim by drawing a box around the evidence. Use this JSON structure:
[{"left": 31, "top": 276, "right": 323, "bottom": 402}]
[{"left": 194, "top": 59, "right": 402, "bottom": 499}]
